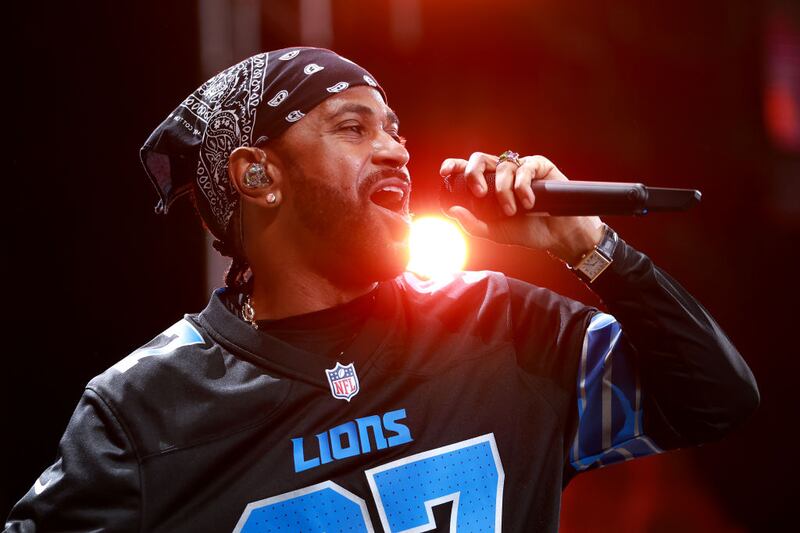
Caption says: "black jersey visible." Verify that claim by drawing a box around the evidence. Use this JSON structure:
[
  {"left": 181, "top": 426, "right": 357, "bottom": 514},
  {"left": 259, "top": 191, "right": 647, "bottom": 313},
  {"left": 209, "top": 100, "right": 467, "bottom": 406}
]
[{"left": 5, "top": 240, "right": 758, "bottom": 532}]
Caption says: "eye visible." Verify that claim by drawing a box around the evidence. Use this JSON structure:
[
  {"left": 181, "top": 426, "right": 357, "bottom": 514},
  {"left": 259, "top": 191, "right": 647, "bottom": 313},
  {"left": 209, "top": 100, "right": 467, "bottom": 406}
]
[
  {"left": 339, "top": 122, "right": 365, "bottom": 135},
  {"left": 387, "top": 130, "right": 407, "bottom": 145}
]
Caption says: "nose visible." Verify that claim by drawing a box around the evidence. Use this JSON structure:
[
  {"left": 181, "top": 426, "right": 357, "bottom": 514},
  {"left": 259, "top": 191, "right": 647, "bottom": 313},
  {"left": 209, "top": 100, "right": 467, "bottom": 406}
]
[{"left": 372, "top": 131, "right": 409, "bottom": 169}]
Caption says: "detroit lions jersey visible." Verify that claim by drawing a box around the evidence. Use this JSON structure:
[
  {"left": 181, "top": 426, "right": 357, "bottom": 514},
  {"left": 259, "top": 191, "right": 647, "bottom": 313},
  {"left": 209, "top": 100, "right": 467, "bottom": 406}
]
[{"left": 6, "top": 240, "right": 758, "bottom": 532}]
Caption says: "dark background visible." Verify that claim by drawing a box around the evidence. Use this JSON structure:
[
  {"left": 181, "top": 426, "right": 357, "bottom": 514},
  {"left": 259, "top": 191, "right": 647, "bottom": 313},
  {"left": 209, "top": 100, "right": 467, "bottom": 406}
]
[{"left": 5, "top": 1, "right": 799, "bottom": 531}]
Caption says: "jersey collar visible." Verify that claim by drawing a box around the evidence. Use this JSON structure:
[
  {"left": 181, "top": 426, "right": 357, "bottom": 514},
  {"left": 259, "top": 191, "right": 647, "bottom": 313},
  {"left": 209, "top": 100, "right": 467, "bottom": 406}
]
[{"left": 192, "top": 280, "right": 402, "bottom": 390}]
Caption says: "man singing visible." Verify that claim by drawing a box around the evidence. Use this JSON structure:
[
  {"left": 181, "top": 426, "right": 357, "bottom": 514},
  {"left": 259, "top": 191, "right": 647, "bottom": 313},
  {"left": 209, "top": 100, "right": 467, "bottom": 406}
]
[{"left": 6, "top": 47, "right": 758, "bottom": 532}]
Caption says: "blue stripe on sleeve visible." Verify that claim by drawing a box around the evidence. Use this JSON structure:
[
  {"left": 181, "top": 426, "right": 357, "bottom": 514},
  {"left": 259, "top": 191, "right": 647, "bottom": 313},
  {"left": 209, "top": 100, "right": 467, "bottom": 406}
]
[{"left": 570, "top": 313, "right": 663, "bottom": 472}]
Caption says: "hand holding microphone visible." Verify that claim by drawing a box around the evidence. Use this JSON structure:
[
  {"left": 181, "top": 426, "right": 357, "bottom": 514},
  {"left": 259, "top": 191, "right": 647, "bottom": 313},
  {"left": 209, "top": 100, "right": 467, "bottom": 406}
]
[{"left": 439, "top": 152, "right": 700, "bottom": 264}]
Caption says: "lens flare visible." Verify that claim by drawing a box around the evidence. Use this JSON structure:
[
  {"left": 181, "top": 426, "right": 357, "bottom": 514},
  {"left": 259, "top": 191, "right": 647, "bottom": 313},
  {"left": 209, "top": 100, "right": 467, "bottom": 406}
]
[{"left": 406, "top": 216, "right": 468, "bottom": 279}]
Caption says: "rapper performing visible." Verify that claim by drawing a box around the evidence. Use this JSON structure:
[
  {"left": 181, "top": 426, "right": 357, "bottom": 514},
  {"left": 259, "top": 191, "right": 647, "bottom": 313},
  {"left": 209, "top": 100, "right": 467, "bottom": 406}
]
[{"left": 6, "top": 47, "right": 759, "bottom": 532}]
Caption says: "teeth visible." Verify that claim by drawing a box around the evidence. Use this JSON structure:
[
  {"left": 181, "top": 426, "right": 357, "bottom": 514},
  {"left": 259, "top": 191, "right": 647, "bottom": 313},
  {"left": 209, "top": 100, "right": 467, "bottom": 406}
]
[
  {"left": 370, "top": 183, "right": 407, "bottom": 211},
  {"left": 380, "top": 185, "right": 404, "bottom": 196}
]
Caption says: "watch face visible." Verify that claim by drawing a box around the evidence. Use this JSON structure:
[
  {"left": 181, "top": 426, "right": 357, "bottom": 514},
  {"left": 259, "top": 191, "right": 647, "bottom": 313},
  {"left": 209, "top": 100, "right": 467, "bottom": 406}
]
[
  {"left": 582, "top": 256, "right": 604, "bottom": 276},
  {"left": 577, "top": 250, "right": 612, "bottom": 281}
]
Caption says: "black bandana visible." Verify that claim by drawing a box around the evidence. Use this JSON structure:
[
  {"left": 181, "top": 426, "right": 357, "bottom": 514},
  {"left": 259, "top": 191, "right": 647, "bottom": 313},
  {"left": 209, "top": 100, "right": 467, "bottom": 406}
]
[{"left": 140, "top": 47, "right": 386, "bottom": 242}]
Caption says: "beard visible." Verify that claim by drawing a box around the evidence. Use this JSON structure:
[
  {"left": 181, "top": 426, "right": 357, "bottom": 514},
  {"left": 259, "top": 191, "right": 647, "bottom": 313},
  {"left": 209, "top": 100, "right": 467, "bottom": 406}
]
[{"left": 290, "top": 171, "right": 410, "bottom": 286}]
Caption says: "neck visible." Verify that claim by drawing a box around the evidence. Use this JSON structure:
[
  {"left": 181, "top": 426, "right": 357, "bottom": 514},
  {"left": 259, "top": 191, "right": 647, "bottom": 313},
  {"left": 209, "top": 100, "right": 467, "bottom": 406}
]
[
  {"left": 248, "top": 266, "right": 377, "bottom": 321},
  {"left": 240, "top": 208, "right": 380, "bottom": 320}
]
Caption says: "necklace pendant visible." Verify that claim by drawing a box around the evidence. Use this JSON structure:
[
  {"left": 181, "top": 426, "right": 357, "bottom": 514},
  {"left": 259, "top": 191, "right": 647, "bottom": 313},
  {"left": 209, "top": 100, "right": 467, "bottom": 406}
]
[{"left": 242, "top": 296, "right": 258, "bottom": 329}]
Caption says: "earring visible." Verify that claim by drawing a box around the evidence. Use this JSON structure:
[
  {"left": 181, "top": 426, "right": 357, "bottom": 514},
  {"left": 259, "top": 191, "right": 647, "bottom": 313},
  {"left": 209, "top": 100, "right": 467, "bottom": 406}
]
[
  {"left": 243, "top": 163, "right": 271, "bottom": 188},
  {"left": 266, "top": 192, "right": 278, "bottom": 205}
]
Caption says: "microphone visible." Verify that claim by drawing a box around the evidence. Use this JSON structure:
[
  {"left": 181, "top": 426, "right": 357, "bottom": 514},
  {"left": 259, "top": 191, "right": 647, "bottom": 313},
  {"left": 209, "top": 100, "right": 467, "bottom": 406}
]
[{"left": 440, "top": 171, "right": 701, "bottom": 220}]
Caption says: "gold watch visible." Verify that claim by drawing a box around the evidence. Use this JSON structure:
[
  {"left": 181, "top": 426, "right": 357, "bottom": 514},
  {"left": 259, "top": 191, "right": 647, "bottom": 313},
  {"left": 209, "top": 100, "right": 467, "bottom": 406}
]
[{"left": 569, "top": 225, "right": 618, "bottom": 283}]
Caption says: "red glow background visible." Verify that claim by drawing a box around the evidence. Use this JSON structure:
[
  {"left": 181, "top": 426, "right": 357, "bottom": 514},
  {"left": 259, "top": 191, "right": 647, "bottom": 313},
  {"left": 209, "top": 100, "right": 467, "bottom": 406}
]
[{"left": 5, "top": 1, "right": 799, "bottom": 530}]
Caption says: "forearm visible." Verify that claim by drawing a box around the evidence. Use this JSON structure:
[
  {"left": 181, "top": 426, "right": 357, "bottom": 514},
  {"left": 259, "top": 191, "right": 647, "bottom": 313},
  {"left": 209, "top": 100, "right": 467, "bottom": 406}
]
[{"left": 588, "top": 236, "right": 759, "bottom": 447}]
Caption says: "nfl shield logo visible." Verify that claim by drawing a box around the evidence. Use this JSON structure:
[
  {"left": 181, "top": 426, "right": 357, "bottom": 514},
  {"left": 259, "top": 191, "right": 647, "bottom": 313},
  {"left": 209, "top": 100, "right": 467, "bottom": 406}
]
[{"left": 325, "top": 362, "right": 360, "bottom": 402}]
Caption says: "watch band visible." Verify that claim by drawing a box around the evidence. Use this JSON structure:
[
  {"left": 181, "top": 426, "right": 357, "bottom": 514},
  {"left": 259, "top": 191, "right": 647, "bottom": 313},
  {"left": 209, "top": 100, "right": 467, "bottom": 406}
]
[{"left": 569, "top": 224, "right": 618, "bottom": 283}]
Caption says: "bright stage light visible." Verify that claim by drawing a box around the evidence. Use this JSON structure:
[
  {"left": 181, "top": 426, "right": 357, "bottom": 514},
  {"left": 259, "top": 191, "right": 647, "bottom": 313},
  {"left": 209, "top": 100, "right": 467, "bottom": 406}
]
[{"left": 406, "top": 216, "right": 468, "bottom": 279}]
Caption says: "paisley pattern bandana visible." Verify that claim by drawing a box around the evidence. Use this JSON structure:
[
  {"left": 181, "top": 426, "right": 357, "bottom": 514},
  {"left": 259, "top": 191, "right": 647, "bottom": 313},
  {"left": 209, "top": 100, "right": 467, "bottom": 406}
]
[{"left": 140, "top": 47, "right": 386, "bottom": 241}]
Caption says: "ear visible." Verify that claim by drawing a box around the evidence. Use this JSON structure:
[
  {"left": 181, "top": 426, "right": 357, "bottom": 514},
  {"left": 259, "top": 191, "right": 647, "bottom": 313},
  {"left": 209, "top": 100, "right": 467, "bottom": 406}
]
[{"left": 229, "top": 146, "right": 283, "bottom": 206}]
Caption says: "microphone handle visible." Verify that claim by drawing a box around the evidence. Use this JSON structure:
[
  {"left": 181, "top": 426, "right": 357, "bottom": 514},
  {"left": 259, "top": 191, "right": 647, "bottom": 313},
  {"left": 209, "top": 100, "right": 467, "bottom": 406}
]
[{"left": 440, "top": 171, "right": 700, "bottom": 220}]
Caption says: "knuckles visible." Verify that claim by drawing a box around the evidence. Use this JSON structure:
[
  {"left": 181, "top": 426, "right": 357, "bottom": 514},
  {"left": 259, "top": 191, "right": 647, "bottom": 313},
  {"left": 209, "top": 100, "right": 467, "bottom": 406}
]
[{"left": 445, "top": 152, "right": 561, "bottom": 186}]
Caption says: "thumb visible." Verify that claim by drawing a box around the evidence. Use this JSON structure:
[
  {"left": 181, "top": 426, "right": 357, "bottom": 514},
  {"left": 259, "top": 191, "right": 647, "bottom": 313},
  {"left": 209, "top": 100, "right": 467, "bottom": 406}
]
[{"left": 445, "top": 206, "right": 490, "bottom": 239}]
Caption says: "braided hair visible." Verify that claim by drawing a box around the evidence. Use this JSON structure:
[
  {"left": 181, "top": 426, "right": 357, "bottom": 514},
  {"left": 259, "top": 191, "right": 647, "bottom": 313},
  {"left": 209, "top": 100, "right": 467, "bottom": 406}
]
[
  {"left": 211, "top": 238, "right": 251, "bottom": 292},
  {"left": 193, "top": 185, "right": 253, "bottom": 295}
]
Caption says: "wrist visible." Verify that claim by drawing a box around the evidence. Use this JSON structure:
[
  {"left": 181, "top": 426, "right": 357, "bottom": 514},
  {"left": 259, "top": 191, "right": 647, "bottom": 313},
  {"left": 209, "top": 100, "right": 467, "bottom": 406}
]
[
  {"left": 550, "top": 217, "right": 605, "bottom": 265},
  {"left": 567, "top": 224, "right": 619, "bottom": 283}
]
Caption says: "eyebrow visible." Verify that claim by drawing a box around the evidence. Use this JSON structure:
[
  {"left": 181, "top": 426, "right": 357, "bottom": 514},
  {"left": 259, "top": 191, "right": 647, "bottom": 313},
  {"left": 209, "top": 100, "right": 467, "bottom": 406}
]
[{"left": 328, "top": 103, "right": 400, "bottom": 128}]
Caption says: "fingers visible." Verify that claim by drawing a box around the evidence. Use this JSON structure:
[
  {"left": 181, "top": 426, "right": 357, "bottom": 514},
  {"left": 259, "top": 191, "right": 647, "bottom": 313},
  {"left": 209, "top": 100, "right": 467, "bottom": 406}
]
[
  {"left": 445, "top": 206, "right": 490, "bottom": 239},
  {"left": 441, "top": 153, "right": 566, "bottom": 219},
  {"left": 439, "top": 158, "right": 465, "bottom": 177},
  {"left": 513, "top": 162, "right": 535, "bottom": 210},
  {"left": 506, "top": 155, "right": 562, "bottom": 214},
  {"left": 463, "top": 152, "right": 495, "bottom": 197},
  {"left": 524, "top": 155, "right": 561, "bottom": 182},
  {"left": 495, "top": 160, "right": 518, "bottom": 216}
]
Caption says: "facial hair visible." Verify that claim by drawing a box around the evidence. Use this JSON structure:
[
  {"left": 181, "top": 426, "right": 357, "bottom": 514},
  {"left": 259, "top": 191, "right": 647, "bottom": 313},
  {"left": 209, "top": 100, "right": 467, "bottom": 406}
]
[{"left": 290, "top": 170, "right": 410, "bottom": 285}]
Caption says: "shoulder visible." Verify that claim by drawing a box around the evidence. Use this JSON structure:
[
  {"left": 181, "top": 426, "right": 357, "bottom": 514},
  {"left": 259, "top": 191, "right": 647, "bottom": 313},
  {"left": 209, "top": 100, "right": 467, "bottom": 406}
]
[
  {"left": 390, "top": 271, "right": 518, "bottom": 346},
  {"left": 395, "top": 270, "right": 510, "bottom": 305},
  {"left": 88, "top": 317, "right": 211, "bottom": 397},
  {"left": 84, "top": 316, "right": 287, "bottom": 458},
  {"left": 394, "top": 270, "right": 583, "bottom": 317},
  {"left": 393, "top": 271, "right": 597, "bottom": 354}
]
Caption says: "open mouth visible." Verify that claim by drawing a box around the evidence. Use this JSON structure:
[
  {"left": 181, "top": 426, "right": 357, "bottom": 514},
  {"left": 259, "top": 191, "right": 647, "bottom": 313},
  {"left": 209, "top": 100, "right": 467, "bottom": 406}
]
[{"left": 369, "top": 178, "right": 410, "bottom": 214}]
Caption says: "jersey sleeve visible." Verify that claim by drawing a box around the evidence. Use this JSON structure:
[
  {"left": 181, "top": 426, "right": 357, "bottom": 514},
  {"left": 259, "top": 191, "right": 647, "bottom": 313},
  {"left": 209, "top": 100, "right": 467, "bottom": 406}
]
[
  {"left": 5, "top": 388, "right": 141, "bottom": 532},
  {"left": 508, "top": 237, "right": 759, "bottom": 478},
  {"left": 567, "top": 312, "right": 663, "bottom": 473},
  {"left": 588, "top": 238, "right": 759, "bottom": 451}
]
